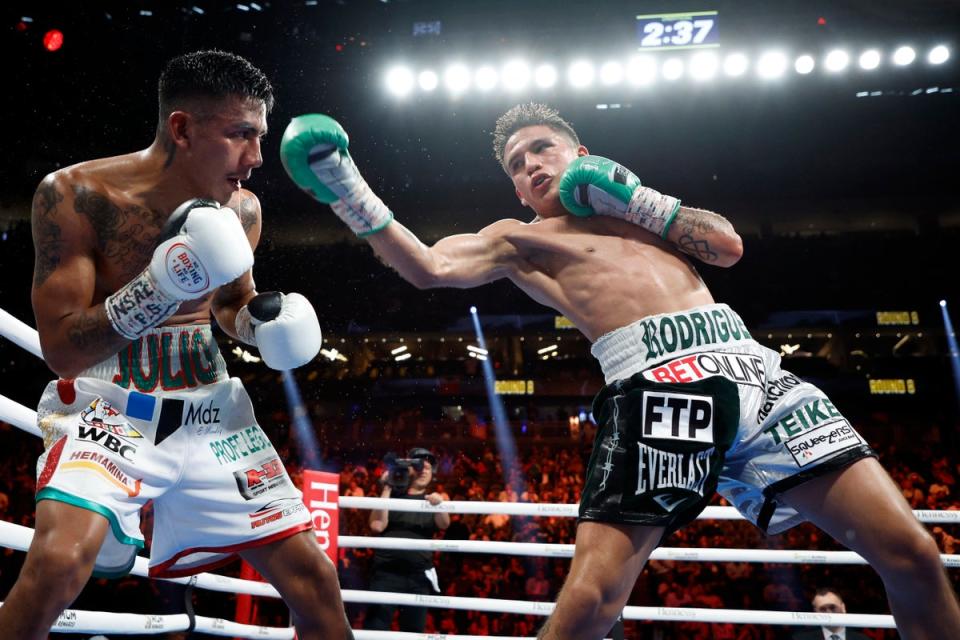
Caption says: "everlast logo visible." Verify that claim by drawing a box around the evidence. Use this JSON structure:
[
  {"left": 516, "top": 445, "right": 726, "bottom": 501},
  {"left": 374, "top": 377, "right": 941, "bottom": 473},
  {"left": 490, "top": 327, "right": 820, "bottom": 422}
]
[
  {"left": 78, "top": 426, "right": 137, "bottom": 460},
  {"left": 636, "top": 444, "right": 712, "bottom": 496},
  {"left": 643, "top": 391, "right": 715, "bottom": 444},
  {"left": 185, "top": 400, "right": 220, "bottom": 425}
]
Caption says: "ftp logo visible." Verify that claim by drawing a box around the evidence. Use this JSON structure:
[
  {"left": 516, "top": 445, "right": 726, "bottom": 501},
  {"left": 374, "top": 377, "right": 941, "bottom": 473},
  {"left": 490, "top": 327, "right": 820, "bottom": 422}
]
[{"left": 246, "top": 459, "right": 283, "bottom": 487}]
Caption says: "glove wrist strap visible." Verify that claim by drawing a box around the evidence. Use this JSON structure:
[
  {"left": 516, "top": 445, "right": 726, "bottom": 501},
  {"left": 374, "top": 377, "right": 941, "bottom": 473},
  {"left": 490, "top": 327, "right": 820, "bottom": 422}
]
[
  {"left": 626, "top": 186, "right": 681, "bottom": 239},
  {"left": 234, "top": 305, "right": 258, "bottom": 346},
  {"left": 331, "top": 184, "right": 394, "bottom": 236},
  {"left": 104, "top": 269, "right": 180, "bottom": 340}
]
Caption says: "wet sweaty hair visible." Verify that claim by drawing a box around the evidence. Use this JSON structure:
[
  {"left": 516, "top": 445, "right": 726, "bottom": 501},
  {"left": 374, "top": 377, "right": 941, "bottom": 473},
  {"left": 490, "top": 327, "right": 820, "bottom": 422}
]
[
  {"left": 492, "top": 102, "right": 580, "bottom": 169},
  {"left": 157, "top": 50, "right": 273, "bottom": 130}
]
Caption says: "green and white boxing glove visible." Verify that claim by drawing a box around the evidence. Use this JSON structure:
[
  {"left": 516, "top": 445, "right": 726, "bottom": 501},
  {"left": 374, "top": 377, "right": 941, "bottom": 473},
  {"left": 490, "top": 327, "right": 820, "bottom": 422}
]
[
  {"left": 558, "top": 155, "right": 680, "bottom": 239},
  {"left": 280, "top": 113, "right": 393, "bottom": 237}
]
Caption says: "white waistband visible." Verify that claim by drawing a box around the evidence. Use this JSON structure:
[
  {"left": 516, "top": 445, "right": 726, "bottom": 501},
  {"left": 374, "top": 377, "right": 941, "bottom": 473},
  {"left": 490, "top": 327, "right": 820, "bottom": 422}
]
[
  {"left": 590, "top": 303, "right": 754, "bottom": 384},
  {"left": 76, "top": 324, "right": 228, "bottom": 392}
]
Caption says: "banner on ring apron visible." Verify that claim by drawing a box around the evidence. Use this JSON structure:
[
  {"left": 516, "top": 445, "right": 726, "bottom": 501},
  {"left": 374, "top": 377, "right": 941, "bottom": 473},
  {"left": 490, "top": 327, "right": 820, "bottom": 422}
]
[{"left": 302, "top": 469, "right": 341, "bottom": 565}]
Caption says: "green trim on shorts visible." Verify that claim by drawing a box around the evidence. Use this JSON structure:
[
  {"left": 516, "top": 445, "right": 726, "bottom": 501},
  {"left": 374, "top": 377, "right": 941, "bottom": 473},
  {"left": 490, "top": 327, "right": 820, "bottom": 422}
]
[{"left": 36, "top": 487, "right": 146, "bottom": 553}]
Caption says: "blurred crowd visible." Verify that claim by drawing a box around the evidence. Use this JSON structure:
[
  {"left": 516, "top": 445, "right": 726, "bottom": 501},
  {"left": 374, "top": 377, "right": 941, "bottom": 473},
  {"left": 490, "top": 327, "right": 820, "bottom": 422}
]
[{"left": 1, "top": 407, "right": 955, "bottom": 639}]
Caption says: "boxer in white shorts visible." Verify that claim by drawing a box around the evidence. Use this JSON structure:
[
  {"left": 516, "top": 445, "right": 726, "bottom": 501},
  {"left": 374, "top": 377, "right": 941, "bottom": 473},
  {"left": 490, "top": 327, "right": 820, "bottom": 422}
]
[
  {"left": 3, "top": 51, "right": 352, "bottom": 639},
  {"left": 35, "top": 325, "right": 310, "bottom": 578},
  {"left": 279, "top": 102, "right": 960, "bottom": 639}
]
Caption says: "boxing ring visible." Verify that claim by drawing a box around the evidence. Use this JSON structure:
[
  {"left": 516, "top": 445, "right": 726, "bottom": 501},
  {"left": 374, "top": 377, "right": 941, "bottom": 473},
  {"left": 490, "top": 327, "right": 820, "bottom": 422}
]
[{"left": 0, "top": 307, "right": 957, "bottom": 637}]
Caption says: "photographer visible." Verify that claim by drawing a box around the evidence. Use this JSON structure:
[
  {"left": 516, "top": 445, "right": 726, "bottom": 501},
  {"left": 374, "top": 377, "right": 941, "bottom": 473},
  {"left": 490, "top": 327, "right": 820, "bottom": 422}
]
[{"left": 365, "top": 448, "right": 450, "bottom": 631}]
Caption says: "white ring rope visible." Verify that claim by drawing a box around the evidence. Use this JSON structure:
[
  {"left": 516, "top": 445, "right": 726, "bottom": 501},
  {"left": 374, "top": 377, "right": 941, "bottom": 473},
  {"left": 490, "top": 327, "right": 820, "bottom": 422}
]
[
  {"left": 341, "top": 496, "right": 960, "bottom": 524},
  {"left": 0, "top": 308, "right": 941, "bottom": 632},
  {"left": 341, "top": 589, "right": 896, "bottom": 628},
  {"left": 0, "top": 606, "right": 296, "bottom": 638},
  {"left": 0, "top": 308, "right": 42, "bottom": 359},
  {"left": 340, "top": 535, "right": 960, "bottom": 567}
]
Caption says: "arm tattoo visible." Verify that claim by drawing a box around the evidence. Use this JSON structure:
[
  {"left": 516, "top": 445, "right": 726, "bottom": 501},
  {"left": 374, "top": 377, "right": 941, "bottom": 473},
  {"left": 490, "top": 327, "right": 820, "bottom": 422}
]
[
  {"left": 238, "top": 196, "right": 258, "bottom": 232},
  {"left": 73, "top": 186, "right": 164, "bottom": 279},
  {"left": 32, "top": 183, "right": 65, "bottom": 286},
  {"left": 677, "top": 234, "right": 719, "bottom": 263},
  {"left": 675, "top": 208, "right": 720, "bottom": 263},
  {"left": 66, "top": 307, "right": 122, "bottom": 351}
]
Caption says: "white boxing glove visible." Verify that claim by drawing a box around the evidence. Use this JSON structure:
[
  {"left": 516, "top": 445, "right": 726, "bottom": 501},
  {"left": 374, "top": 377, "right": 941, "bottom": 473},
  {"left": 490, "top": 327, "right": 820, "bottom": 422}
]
[
  {"left": 235, "top": 292, "right": 322, "bottom": 370},
  {"left": 105, "top": 198, "right": 254, "bottom": 340}
]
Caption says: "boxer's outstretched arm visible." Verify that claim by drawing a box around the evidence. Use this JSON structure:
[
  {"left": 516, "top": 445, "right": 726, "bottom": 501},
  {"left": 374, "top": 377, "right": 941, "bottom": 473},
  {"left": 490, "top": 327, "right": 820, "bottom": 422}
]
[
  {"left": 364, "top": 218, "right": 521, "bottom": 289},
  {"left": 664, "top": 206, "right": 743, "bottom": 268}
]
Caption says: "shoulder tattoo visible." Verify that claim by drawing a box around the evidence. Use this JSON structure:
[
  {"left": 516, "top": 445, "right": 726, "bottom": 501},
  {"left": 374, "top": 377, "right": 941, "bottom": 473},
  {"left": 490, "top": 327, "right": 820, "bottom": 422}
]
[{"left": 32, "top": 182, "right": 65, "bottom": 287}]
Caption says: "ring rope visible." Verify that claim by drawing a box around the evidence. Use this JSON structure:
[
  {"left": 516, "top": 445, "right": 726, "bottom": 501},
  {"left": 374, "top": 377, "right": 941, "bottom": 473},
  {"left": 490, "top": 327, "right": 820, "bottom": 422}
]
[
  {"left": 340, "top": 535, "right": 960, "bottom": 567},
  {"left": 0, "top": 605, "right": 297, "bottom": 638}
]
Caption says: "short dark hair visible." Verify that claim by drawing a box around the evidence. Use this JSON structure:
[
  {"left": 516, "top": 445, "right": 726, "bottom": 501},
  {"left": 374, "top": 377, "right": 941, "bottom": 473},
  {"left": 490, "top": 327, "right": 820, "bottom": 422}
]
[
  {"left": 813, "top": 587, "right": 843, "bottom": 601},
  {"left": 158, "top": 50, "right": 273, "bottom": 126},
  {"left": 492, "top": 103, "right": 580, "bottom": 168}
]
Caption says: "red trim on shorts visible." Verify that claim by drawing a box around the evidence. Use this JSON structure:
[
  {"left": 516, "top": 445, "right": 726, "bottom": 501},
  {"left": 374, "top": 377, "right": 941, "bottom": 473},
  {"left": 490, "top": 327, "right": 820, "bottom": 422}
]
[
  {"left": 36, "top": 436, "right": 68, "bottom": 493},
  {"left": 148, "top": 522, "right": 313, "bottom": 579}
]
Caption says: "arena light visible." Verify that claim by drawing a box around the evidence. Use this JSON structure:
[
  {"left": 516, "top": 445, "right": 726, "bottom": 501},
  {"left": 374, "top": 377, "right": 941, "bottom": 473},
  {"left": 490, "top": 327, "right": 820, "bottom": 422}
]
[
  {"left": 502, "top": 60, "right": 531, "bottom": 91},
  {"left": 824, "top": 49, "right": 850, "bottom": 72},
  {"left": 859, "top": 49, "right": 881, "bottom": 71},
  {"left": 42, "top": 29, "right": 64, "bottom": 52},
  {"left": 794, "top": 54, "right": 815, "bottom": 74},
  {"left": 418, "top": 70, "right": 439, "bottom": 91},
  {"left": 475, "top": 65, "right": 499, "bottom": 91},
  {"left": 689, "top": 52, "right": 719, "bottom": 81},
  {"left": 661, "top": 58, "right": 684, "bottom": 81},
  {"left": 757, "top": 51, "right": 788, "bottom": 79},
  {"left": 385, "top": 66, "right": 414, "bottom": 97},
  {"left": 568, "top": 60, "right": 595, "bottom": 89},
  {"left": 893, "top": 46, "right": 916, "bottom": 66},
  {"left": 626, "top": 55, "right": 657, "bottom": 86},
  {"left": 928, "top": 45, "right": 950, "bottom": 65},
  {"left": 537, "top": 344, "right": 558, "bottom": 355},
  {"left": 444, "top": 63, "right": 471, "bottom": 94},
  {"left": 466, "top": 345, "right": 488, "bottom": 356},
  {"left": 533, "top": 64, "right": 558, "bottom": 88},
  {"left": 599, "top": 60, "right": 624, "bottom": 86},
  {"left": 390, "top": 345, "right": 408, "bottom": 355},
  {"left": 722, "top": 52, "right": 749, "bottom": 77},
  {"left": 394, "top": 353, "right": 412, "bottom": 362}
]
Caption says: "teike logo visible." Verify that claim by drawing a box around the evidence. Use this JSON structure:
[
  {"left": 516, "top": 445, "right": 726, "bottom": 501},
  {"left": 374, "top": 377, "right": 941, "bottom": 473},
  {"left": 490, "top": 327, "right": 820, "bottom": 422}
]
[
  {"left": 642, "top": 391, "right": 714, "bottom": 443},
  {"left": 185, "top": 400, "right": 221, "bottom": 426}
]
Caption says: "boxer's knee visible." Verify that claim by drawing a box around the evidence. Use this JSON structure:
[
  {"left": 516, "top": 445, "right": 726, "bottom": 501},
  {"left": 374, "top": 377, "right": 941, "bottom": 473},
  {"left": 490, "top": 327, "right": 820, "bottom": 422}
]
[
  {"left": 872, "top": 520, "right": 942, "bottom": 585},
  {"left": 20, "top": 539, "right": 98, "bottom": 609}
]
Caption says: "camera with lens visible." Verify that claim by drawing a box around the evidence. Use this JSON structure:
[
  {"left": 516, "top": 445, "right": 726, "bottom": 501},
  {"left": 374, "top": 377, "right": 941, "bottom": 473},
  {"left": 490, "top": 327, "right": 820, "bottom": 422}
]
[{"left": 383, "top": 452, "right": 425, "bottom": 493}]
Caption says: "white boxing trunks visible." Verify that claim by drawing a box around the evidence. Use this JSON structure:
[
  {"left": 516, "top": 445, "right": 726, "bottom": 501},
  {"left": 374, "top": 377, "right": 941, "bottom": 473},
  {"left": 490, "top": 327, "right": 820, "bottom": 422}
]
[
  {"left": 590, "top": 303, "right": 875, "bottom": 534},
  {"left": 35, "top": 324, "right": 311, "bottom": 578}
]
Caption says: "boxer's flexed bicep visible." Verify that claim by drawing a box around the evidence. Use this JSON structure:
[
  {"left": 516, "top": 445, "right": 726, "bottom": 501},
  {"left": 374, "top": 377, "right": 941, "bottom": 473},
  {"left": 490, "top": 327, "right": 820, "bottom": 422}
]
[{"left": 30, "top": 173, "right": 126, "bottom": 375}]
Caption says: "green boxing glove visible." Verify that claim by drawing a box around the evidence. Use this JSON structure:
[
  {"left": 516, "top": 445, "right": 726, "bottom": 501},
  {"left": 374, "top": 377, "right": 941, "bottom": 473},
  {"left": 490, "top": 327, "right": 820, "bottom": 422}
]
[
  {"left": 558, "top": 155, "right": 681, "bottom": 239},
  {"left": 280, "top": 113, "right": 393, "bottom": 237}
]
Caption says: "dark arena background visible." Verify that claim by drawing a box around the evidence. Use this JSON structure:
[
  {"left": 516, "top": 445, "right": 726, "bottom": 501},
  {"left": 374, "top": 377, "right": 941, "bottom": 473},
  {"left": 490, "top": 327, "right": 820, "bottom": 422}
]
[{"left": 1, "top": 0, "right": 959, "bottom": 638}]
